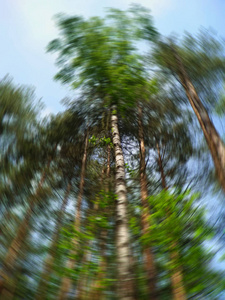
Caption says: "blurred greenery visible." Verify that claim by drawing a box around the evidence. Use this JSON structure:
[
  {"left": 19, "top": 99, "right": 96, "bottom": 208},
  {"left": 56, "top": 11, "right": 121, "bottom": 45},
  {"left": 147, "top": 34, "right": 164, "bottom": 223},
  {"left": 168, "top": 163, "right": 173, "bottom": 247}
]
[{"left": 0, "top": 4, "right": 225, "bottom": 300}]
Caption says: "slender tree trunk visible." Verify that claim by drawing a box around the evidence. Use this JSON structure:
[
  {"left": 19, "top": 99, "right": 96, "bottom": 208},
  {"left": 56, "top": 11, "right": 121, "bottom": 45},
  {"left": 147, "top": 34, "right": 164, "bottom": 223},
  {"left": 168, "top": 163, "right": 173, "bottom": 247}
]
[
  {"left": 9, "top": 247, "right": 28, "bottom": 300},
  {"left": 58, "top": 130, "right": 89, "bottom": 300},
  {"left": 171, "top": 45, "right": 225, "bottom": 191},
  {"left": 0, "top": 164, "right": 50, "bottom": 298},
  {"left": 93, "top": 144, "right": 111, "bottom": 300},
  {"left": 138, "top": 105, "right": 158, "bottom": 300},
  {"left": 106, "top": 143, "right": 111, "bottom": 182},
  {"left": 156, "top": 143, "right": 167, "bottom": 190},
  {"left": 75, "top": 240, "right": 92, "bottom": 300},
  {"left": 94, "top": 230, "right": 107, "bottom": 300},
  {"left": 156, "top": 142, "right": 186, "bottom": 300},
  {"left": 76, "top": 161, "right": 108, "bottom": 300},
  {"left": 111, "top": 105, "right": 135, "bottom": 300},
  {"left": 169, "top": 245, "right": 186, "bottom": 300},
  {"left": 35, "top": 181, "right": 72, "bottom": 300}
]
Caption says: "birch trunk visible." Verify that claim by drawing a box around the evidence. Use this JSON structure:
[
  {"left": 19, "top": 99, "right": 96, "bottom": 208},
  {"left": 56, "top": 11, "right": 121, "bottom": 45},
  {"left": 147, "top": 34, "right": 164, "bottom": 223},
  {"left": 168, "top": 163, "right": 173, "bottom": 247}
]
[
  {"left": 111, "top": 105, "right": 135, "bottom": 300},
  {"left": 172, "top": 45, "right": 225, "bottom": 191},
  {"left": 138, "top": 105, "right": 158, "bottom": 299},
  {"left": 58, "top": 130, "right": 89, "bottom": 300},
  {"left": 156, "top": 142, "right": 186, "bottom": 300},
  {"left": 35, "top": 181, "right": 72, "bottom": 300}
]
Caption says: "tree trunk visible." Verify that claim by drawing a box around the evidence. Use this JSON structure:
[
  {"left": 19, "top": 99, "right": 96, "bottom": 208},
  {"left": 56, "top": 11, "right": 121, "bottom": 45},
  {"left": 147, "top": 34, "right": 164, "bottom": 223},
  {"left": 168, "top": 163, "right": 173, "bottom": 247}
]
[
  {"left": 58, "top": 130, "right": 89, "bottom": 300},
  {"left": 169, "top": 244, "right": 186, "bottom": 300},
  {"left": 111, "top": 105, "right": 135, "bottom": 300},
  {"left": 172, "top": 45, "right": 225, "bottom": 191},
  {"left": 138, "top": 105, "right": 158, "bottom": 300},
  {"left": 35, "top": 181, "right": 72, "bottom": 300},
  {"left": 156, "top": 143, "right": 167, "bottom": 190},
  {"left": 75, "top": 241, "right": 91, "bottom": 300},
  {"left": 93, "top": 144, "right": 111, "bottom": 300},
  {"left": 0, "top": 164, "right": 49, "bottom": 298},
  {"left": 156, "top": 142, "right": 186, "bottom": 300}
]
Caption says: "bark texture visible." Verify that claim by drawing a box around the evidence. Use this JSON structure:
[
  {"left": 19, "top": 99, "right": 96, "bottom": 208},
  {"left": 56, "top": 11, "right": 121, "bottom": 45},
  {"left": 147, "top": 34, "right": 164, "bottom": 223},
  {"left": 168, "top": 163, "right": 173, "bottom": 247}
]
[
  {"left": 58, "top": 130, "right": 89, "bottom": 300},
  {"left": 138, "top": 105, "right": 158, "bottom": 300},
  {"left": 172, "top": 45, "right": 225, "bottom": 191},
  {"left": 111, "top": 106, "right": 135, "bottom": 300}
]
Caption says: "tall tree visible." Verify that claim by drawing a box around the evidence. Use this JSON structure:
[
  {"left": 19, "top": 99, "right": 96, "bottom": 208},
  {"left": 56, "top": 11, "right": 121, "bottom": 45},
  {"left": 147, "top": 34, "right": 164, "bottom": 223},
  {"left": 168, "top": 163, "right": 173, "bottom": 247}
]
[
  {"left": 156, "top": 142, "right": 186, "bottom": 300},
  {"left": 111, "top": 106, "right": 135, "bottom": 299},
  {"left": 0, "top": 157, "right": 53, "bottom": 298},
  {"left": 0, "top": 76, "right": 45, "bottom": 299},
  {"left": 35, "top": 181, "right": 71, "bottom": 300},
  {"left": 138, "top": 104, "right": 158, "bottom": 299},
  {"left": 2, "top": 6, "right": 225, "bottom": 300},
  {"left": 47, "top": 7, "right": 157, "bottom": 299},
  {"left": 58, "top": 128, "right": 89, "bottom": 300},
  {"left": 153, "top": 31, "right": 225, "bottom": 191}
]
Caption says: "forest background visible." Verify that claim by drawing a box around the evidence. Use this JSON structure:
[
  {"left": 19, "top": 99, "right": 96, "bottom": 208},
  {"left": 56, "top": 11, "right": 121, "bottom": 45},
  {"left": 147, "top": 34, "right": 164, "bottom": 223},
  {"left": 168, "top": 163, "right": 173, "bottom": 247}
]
[
  {"left": 1, "top": 0, "right": 225, "bottom": 299},
  {"left": 1, "top": 0, "right": 225, "bottom": 267}
]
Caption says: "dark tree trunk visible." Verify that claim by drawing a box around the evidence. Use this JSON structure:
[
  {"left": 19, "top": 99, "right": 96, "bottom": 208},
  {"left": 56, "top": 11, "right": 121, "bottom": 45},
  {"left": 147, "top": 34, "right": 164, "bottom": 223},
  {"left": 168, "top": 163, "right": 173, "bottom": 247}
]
[
  {"left": 172, "top": 45, "right": 225, "bottom": 191},
  {"left": 156, "top": 142, "right": 186, "bottom": 300},
  {"left": 0, "top": 163, "right": 50, "bottom": 299},
  {"left": 138, "top": 105, "right": 158, "bottom": 300},
  {"left": 93, "top": 143, "right": 111, "bottom": 300},
  {"left": 58, "top": 130, "right": 89, "bottom": 300},
  {"left": 35, "top": 181, "right": 72, "bottom": 300}
]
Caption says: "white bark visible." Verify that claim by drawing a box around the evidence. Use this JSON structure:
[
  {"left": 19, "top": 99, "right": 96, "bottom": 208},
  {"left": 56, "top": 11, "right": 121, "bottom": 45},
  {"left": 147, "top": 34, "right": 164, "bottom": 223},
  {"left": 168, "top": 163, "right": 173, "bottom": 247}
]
[{"left": 111, "top": 106, "right": 134, "bottom": 300}]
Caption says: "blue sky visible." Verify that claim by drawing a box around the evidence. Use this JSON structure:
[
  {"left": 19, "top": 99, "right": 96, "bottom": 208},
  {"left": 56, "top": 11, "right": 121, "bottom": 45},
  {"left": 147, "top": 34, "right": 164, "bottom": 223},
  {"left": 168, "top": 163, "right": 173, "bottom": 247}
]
[
  {"left": 1, "top": 0, "right": 225, "bottom": 279},
  {"left": 0, "top": 0, "right": 225, "bottom": 116}
]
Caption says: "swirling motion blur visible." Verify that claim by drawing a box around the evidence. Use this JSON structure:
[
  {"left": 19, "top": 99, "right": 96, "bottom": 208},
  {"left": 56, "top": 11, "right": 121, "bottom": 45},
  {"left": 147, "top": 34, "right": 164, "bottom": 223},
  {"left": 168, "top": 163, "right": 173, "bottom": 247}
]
[{"left": 1, "top": 5, "right": 225, "bottom": 300}]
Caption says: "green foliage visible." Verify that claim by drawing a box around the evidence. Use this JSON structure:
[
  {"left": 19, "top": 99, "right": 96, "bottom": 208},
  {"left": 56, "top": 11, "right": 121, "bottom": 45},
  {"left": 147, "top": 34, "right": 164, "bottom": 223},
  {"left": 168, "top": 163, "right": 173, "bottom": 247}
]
[
  {"left": 142, "top": 189, "right": 223, "bottom": 297},
  {"left": 47, "top": 5, "right": 158, "bottom": 114},
  {"left": 1, "top": 5, "right": 225, "bottom": 300},
  {"left": 215, "top": 86, "right": 225, "bottom": 116},
  {"left": 143, "top": 189, "right": 212, "bottom": 246},
  {"left": 154, "top": 29, "right": 225, "bottom": 109},
  {"left": 89, "top": 135, "right": 113, "bottom": 148},
  {"left": 125, "top": 163, "right": 136, "bottom": 177}
]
